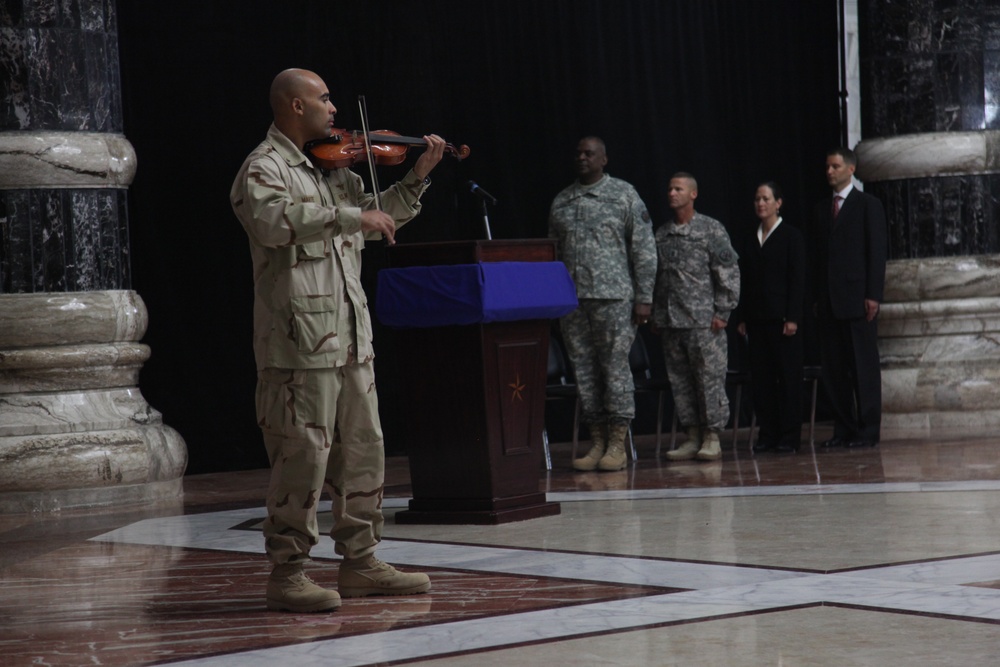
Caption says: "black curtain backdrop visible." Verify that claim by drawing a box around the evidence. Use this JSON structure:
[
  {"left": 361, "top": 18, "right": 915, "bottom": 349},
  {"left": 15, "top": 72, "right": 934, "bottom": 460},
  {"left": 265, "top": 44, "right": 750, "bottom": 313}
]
[{"left": 117, "top": 1, "right": 841, "bottom": 474}]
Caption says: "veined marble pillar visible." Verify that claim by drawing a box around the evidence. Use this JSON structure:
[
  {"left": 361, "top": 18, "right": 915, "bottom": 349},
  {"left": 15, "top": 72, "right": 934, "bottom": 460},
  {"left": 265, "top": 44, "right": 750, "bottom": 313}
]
[
  {"left": 855, "top": 0, "right": 1000, "bottom": 435},
  {"left": 0, "top": 1, "right": 186, "bottom": 511}
]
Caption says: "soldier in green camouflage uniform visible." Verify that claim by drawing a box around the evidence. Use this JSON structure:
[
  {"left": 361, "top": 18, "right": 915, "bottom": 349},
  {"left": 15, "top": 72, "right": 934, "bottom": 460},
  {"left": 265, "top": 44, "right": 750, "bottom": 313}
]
[
  {"left": 548, "top": 137, "right": 657, "bottom": 472},
  {"left": 230, "top": 69, "right": 445, "bottom": 612},
  {"left": 653, "top": 173, "right": 740, "bottom": 462}
]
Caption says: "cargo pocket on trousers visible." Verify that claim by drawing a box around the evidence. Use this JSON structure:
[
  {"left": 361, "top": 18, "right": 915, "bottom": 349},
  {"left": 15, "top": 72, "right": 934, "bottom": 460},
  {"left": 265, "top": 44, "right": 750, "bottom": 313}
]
[
  {"left": 256, "top": 368, "right": 305, "bottom": 437},
  {"left": 289, "top": 295, "right": 341, "bottom": 354}
]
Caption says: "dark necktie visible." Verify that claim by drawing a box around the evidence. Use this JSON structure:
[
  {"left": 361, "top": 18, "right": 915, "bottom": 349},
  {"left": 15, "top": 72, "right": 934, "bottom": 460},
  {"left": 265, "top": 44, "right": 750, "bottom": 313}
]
[{"left": 832, "top": 195, "right": 843, "bottom": 219}]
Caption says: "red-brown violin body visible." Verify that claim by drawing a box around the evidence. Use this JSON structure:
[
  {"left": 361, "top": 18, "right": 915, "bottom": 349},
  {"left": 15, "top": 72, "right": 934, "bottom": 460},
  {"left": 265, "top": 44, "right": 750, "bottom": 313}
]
[{"left": 305, "top": 129, "right": 470, "bottom": 170}]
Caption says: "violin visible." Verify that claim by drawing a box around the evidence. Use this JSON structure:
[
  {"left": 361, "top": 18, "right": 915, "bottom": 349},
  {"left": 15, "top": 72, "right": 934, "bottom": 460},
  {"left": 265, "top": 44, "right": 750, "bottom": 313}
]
[{"left": 305, "top": 129, "right": 471, "bottom": 170}]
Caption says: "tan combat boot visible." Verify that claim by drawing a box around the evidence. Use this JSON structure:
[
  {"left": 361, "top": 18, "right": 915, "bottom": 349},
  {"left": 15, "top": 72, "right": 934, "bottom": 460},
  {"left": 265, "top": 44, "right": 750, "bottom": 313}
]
[
  {"left": 598, "top": 422, "right": 630, "bottom": 471},
  {"left": 697, "top": 430, "right": 722, "bottom": 460},
  {"left": 572, "top": 421, "right": 607, "bottom": 471},
  {"left": 266, "top": 562, "right": 341, "bottom": 612},
  {"left": 338, "top": 555, "right": 431, "bottom": 597},
  {"left": 666, "top": 426, "right": 702, "bottom": 461}
]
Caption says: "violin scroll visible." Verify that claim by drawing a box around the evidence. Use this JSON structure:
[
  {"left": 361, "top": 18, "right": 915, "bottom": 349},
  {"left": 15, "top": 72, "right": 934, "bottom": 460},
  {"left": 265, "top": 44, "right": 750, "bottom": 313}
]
[{"left": 449, "top": 142, "right": 471, "bottom": 161}]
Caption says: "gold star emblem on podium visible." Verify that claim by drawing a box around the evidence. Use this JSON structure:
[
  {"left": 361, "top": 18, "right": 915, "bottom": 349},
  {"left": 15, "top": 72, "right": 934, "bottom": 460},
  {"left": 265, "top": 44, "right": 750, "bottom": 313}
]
[{"left": 508, "top": 373, "right": 525, "bottom": 402}]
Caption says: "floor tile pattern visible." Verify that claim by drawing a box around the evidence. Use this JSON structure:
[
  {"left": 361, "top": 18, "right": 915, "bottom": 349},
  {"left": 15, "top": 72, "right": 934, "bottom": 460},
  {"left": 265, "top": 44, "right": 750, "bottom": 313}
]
[{"left": 2, "top": 432, "right": 999, "bottom": 666}]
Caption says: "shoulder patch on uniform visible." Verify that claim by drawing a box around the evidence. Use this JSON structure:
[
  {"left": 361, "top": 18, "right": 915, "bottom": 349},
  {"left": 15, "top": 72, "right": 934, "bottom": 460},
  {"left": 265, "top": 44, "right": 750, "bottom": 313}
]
[{"left": 715, "top": 243, "right": 738, "bottom": 265}]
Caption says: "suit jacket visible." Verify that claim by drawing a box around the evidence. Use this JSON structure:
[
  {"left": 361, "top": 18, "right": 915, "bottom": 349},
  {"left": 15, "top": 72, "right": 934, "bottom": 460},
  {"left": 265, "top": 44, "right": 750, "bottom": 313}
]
[
  {"left": 810, "top": 188, "right": 888, "bottom": 320},
  {"left": 734, "top": 221, "right": 806, "bottom": 325}
]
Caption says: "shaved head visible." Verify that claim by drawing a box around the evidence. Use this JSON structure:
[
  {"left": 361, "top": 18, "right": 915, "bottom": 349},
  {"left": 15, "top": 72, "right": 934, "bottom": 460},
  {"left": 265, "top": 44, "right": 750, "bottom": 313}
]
[
  {"left": 268, "top": 68, "right": 337, "bottom": 148},
  {"left": 269, "top": 68, "right": 320, "bottom": 119}
]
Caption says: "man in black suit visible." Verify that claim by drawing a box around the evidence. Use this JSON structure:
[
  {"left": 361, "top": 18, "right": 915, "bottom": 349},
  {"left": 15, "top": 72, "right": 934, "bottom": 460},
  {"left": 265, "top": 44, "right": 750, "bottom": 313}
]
[{"left": 810, "top": 147, "right": 888, "bottom": 448}]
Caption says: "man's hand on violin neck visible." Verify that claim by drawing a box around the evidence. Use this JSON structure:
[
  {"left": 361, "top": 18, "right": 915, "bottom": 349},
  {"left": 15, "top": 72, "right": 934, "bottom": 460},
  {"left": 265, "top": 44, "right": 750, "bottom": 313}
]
[
  {"left": 413, "top": 134, "right": 447, "bottom": 180},
  {"left": 360, "top": 210, "right": 396, "bottom": 244}
]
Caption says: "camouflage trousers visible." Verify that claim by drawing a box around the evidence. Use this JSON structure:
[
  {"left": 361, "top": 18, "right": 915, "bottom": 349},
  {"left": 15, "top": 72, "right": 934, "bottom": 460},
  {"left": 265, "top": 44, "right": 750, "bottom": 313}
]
[
  {"left": 256, "top": 364, "right": 385, "bottom": 565},
  {"left": 560, "top": 299, "right": 636, "bottom": 425},
  {"left": 661, "top": 327, "right": 729, "bottom": 431}
]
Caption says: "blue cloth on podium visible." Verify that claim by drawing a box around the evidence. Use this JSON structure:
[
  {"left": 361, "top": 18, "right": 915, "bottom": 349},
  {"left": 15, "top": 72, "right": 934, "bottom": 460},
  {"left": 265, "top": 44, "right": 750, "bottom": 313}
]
[{"left": 376, "top": 261, "right": 578, "bottom": 328}]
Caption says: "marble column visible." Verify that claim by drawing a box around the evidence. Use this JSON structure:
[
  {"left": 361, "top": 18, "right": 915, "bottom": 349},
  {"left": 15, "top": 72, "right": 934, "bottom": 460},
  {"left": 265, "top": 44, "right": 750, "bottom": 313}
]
[
  {"left": 0, "top": 0, "right": 186, "bottom": 511},
  {"left": 855, "top": 0, "right": 1000, "bottom": 435}
]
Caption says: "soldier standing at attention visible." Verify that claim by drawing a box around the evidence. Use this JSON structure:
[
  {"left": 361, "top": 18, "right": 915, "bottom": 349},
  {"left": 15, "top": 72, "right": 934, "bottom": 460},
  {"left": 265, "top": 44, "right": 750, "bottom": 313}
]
[
  {"left": 548, "top": 136, "right": 657, "bottom": 472},
  {"left": 653, "top": 173, "right": 740, "bottom": 462},
  {"left": 230, "top": 68, "right": 445, "bottom": 613}
]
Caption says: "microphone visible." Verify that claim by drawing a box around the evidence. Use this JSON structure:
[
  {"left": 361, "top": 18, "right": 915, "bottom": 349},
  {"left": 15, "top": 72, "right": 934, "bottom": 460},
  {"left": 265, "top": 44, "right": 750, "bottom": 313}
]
[{"left": 467, "top": 180, "right": 497, "bottom": 205}]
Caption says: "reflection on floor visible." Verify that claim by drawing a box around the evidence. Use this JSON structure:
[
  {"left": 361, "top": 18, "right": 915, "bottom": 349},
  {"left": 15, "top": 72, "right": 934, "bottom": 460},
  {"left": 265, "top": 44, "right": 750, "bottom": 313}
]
[{"left": 2, "top": 429, "right": 1000, "bottom": 666}]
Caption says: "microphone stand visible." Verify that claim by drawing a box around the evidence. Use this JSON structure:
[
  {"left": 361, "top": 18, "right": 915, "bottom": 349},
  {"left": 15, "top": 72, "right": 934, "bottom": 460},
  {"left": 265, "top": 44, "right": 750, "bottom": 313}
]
[
  {"left": 468, "top": 181, "right": 496, "bottom": 240},
  {"left": 479, "top": 198, "right": 493, "bottom": 241}
]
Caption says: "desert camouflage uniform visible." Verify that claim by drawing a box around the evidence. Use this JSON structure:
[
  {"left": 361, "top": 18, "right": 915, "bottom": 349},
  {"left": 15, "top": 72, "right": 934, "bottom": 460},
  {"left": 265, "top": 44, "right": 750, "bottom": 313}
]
[
  {"left": 230, "top": 123, "right": 429, "bottom": 565},
  {"left": 548, "top": 174, "right": 657, "bottom": 426},
  {"left": 653, "top": 212, "right": 740, "bottom": 432}
]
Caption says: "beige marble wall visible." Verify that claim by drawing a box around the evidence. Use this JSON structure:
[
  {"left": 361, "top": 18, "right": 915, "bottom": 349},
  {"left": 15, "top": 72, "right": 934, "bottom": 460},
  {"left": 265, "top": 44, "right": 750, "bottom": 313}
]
[
  {"left": 880, "top": 256, "right": 1000, "bottom": 436},
  {"left": 0, "top": 290, "right": 186, "bottom": 512}
]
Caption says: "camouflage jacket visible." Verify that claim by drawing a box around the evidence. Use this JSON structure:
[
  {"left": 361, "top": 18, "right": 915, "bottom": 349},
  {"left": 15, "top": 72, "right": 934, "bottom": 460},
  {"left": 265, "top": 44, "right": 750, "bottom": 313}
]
[
  {"left": 548, "top": 174, "right": 657, "bottom": 303},
  {"left": 653, "top": 212, "right": 740, "bottom": 329},
  {"left": 230, "top": 124, "right": 428, "bottom": 370}
]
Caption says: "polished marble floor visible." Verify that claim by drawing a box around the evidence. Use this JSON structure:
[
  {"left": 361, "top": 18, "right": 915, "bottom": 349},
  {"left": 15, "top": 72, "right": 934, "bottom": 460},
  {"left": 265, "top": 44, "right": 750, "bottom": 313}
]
[{"left": 2, "top": 427, "right": 1000, "bottom": 666}]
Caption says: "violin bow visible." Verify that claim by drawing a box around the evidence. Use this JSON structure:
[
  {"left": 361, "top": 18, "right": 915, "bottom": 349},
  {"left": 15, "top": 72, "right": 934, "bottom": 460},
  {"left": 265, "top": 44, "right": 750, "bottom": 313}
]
[{"left": 357, "top": 95, "right": 384, "bottom": 212}]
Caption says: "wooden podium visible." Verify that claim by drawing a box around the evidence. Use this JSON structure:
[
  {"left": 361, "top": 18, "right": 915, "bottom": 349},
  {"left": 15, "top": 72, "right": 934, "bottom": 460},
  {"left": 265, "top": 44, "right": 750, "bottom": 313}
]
[{"left": 379, "top": 240, "right": 571, "bottom": 524}]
